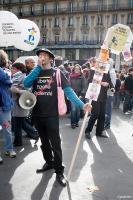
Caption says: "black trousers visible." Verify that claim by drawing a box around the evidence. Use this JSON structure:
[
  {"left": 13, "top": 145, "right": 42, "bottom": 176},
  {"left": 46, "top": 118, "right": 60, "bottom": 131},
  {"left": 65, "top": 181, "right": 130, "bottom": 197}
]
[
  {"left": 12, "top": 117, "right": 24, "bottom": 145},
  {"left": 86, "top": 101, "right": 106, "bottom": 135},
  {"left": 34, "top": 116, "right": 64, "bottom": 174}
]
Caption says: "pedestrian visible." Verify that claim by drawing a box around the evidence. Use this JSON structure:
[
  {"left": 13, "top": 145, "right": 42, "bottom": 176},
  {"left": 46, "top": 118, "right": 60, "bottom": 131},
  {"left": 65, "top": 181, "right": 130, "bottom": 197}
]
[
  {"left": 25, "top": 56, "right": 36, "bottom": 75},
  {"left": 104, "top": 58, "right": 116, "bottom": 130},
  {"left": 23, "top": 48, "right": 91, "bottom": 187},
  {"left": 113, "top": 72, "right": 121, "bottom": 109},
  {"left": 24, "top": 56, "right": 39, "bottom": 141},
  {"left": 11, "top": 62, "right": 30, "bottom": 146},
  {"left": 85, "top": 57, "right": 114, "bottom": 139},
  {"left": 70, "top": 64, "right": 86, "bottom": 128},
  {"left": 123, "top": 68, "right": 133, "bottom": 114},
  {"left": 0, "top": 50, "right": 16, "bottom": 163}
]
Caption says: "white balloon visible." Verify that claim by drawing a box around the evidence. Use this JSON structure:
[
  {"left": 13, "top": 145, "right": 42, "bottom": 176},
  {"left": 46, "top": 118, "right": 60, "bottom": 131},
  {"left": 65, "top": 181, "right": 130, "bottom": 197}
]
[
  {"left": 14, "top": 19, "right": 40, "bottom": 51},
  {"left": 0, "top": 11, "right": 21, "bottom": 47}
]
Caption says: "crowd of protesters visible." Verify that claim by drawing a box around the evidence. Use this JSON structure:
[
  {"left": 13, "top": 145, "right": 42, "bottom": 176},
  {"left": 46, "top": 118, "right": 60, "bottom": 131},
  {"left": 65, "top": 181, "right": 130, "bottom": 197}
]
[{"left": 0, "top": 48, "right": 133, "bottom": 186}]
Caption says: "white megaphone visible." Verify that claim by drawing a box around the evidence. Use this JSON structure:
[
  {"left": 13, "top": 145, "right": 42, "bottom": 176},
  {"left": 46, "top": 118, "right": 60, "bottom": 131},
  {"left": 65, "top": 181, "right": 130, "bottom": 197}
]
[{"left": 19, "top": 91, "right": 36, "bottom": 110}]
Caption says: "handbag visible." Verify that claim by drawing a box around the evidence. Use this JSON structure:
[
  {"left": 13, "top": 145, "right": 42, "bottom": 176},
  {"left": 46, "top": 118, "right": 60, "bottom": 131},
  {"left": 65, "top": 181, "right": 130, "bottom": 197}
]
[{"left": 56, "top": 69, "right": 67, "bottom": 116}]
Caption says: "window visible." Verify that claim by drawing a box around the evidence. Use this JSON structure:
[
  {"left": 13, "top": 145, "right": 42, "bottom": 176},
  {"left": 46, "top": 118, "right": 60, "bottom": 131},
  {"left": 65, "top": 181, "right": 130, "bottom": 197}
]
[
  {"left": 83, "top": 0, "right": 88, "bottom": 11},
  {"left": 55, "top": 35, "right": 60, "bottom": 44},
  {"left": 83, "top": 33, "right": 88, "bottom": 41},
  {"left": 31, "top": 6, "right": 34, "bottom": 15},
  {"left": 97, "top": 29, "right": 103, "bottom": 42},
  {"left": 68, "top": 16, "right": 73, "bottom": 26},
  {"left": 83, "top": 15, "right": 88, "bottom": 25},
  {"left": 42, "top": 17, "right": 46, "bottom": 28},
  {"left": 43, "top": 4, "right": 46, "bottom": 13},
  {"left": 128, "top": 0, "right": 133, "bottom": 8},
  {"left": 127, "top": 13, "right": 133, "bottom": 24},
  {"left": 97, "top": 15, "right": 103, "bottom": 25},
  {"left": 54, "top": 17, "right": 59, "bottom": 27},
  {"left": 112, "top": 0, "right": 119, "bottom": 9},
  {"left": 79, "top": 49, "right": 96, "bottom": 60},
  {"left": 121, "top": 15, "right": 125, "bottom": 24},
  {"left": 42, "top": 34, "right": 46, "bottom": 44},
  {"left": 112, "top": 14, "right": 117, "bottom": 24},
  {"left": 69, "top": 1, "right": 73, "bottom": 12},
  {"left": 65, "top": 49, "right": 76, "bottom": 60},
  {"left": 68, "top": 32, "right": 73, "bottom": 41},
  {"left": 19, "top": 7, "right": 22, "bottom": 16},
  {"left": 55, "top": 2, "right": 59, "bottom": 13},
  {"left": 97, "top": 0, "right": 103, "bottom": 10}
]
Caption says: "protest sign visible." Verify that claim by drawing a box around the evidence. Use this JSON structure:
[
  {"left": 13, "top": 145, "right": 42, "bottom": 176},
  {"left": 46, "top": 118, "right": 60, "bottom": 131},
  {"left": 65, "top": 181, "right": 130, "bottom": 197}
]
[
  {"left": 85, "top": 83, "right": 101, "bottom": 101},
  {"left": 103, "top": 23, "right": 132, "bottom": 55},
  {"left": 14, "top": 19, "right": 40, "bottom": 51},
  {"left": 0, "top": 11, "right": 21, "bottom": 47},
  {"left": 122, "top": 44, "right": 132, "bottom": 62},
  {"left": 91, "top": 61, "right": 110, "bottom": 74}
]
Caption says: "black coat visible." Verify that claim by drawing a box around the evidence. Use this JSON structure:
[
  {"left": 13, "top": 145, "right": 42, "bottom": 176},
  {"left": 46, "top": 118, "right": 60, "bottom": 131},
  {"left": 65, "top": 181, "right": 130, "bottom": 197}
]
[{"left": 124, "top": 75, "right": 133, "bottom": 93}]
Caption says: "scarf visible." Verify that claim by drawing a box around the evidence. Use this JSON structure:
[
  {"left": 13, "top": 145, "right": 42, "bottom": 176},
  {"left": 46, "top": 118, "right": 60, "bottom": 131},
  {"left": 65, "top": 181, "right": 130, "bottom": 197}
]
[{"left": 70, "top": 72, "right": 81, "bottom": 79}]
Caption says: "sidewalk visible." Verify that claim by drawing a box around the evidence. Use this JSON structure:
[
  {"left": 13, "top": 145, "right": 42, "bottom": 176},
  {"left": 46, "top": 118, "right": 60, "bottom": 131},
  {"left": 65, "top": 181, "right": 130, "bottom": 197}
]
[{"left": 0, "top": 108, "right": 133, "bottom": 200}]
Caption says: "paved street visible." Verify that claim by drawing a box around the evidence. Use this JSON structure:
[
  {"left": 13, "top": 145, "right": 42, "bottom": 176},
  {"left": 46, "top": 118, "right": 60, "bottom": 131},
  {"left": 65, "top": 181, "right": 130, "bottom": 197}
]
[{"left": 0, "top": 107, "right": 133, "bottom": 200}]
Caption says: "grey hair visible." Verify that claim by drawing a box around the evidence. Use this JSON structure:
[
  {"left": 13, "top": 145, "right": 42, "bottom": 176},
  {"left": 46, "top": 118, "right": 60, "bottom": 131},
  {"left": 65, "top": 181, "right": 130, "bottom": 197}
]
[
  {"left": 25, "top": 56, "right": 36, "bottom": 63},
  {"left": 0, "top": 50, "right": 8, "bottom": 67}
]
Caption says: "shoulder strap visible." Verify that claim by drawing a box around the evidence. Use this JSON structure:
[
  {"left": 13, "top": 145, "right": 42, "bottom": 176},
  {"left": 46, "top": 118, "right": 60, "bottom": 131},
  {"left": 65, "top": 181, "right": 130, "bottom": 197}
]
[{"left": 56, "top": 68, "right": 61, "bottom": 87}]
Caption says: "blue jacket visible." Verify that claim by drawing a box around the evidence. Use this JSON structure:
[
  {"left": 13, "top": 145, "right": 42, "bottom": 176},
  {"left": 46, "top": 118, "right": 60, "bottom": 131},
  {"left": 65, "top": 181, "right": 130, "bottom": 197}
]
[{"left": 0, "top": 67, "right": 13, "bottom": 111}]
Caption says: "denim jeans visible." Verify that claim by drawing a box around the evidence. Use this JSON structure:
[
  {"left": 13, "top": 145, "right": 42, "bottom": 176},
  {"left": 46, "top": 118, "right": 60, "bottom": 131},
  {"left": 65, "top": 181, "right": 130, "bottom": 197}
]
[
  {"left": 105, "top": 96, "right": 113, "bottom": 127},
  {"left": 70, "top": 101, "right": 80, "bottom": 125},
  {"left": 0, "top": 108, "right": 13, "bottom": 150},
  {"left": 113, "top": 91, "right": 120, "bottom": 108}
]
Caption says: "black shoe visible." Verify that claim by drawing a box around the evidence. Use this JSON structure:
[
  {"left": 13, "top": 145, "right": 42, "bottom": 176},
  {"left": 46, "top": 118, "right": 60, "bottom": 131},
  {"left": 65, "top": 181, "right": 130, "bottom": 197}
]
[
  {"left": 71, "top": 124, "right": 76, "bottom": 129},
  {"left": 85, "top": 130, "right": 91, "bottom": 139},
  {"left": 96, "top": 134, "right": 108, "bottom": 138},
  {"left": 56, "top": 174, "right": 67, "bottom": 187},
  {"left": 13, "top": 142, "right": 23, "bottom": 147},
  {"left": 36, "top": 163, "right": 54, "bottom": 173},
  {"left": 34, "top": 136, "right": 39, "bottom": 145},
  {"left": 75, "top": 123, "right": 79, "bottom": 127}
]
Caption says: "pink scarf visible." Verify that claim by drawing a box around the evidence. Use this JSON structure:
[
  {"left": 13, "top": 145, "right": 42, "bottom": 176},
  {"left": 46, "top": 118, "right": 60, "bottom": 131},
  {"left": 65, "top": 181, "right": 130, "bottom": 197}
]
[{"left": 70, "top": 73, "right": 81, "bottom": 79}]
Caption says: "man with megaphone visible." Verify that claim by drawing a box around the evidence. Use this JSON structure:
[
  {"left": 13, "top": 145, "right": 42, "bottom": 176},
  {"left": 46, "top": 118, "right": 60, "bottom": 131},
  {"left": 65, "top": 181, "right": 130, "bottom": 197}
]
[{"left": 23, "top": 48, "right": 92, "bottom": 187}]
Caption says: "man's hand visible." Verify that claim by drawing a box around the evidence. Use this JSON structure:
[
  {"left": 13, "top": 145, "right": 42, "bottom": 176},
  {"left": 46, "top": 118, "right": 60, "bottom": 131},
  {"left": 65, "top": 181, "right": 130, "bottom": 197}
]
[
  {"left": 38, "top": 56, "right": 46, "bottom": 68},
  {"left": 110, "top": 88, "right": 115, "bottom": 93},
  {"left": 10, "top": 87, "right": 19, "bottom": 94},
  {"left": 83, "top": 103, "right": 92, "bottom": 113}
]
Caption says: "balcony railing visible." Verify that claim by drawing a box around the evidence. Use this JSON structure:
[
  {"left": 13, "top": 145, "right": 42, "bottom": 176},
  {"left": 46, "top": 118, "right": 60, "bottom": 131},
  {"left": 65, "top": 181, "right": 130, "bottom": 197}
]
[
  {"left": 39, "top": 40, "right": 103, "bottom": 46},
  {"left": 7, "top": 3, "right": 133, "bottom": 18},
  {"left": 39, "top": 40, "right": 133, "bottom": 49},
  {"left": 35, "top": 4, "right": 133, "bottom": 16}
]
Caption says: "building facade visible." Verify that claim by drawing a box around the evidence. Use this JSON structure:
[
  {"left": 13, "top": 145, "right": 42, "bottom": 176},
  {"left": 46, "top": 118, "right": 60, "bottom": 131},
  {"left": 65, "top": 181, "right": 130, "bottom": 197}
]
[{"left": 0, "top": 0, "right": 133, "bottom": 65}]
